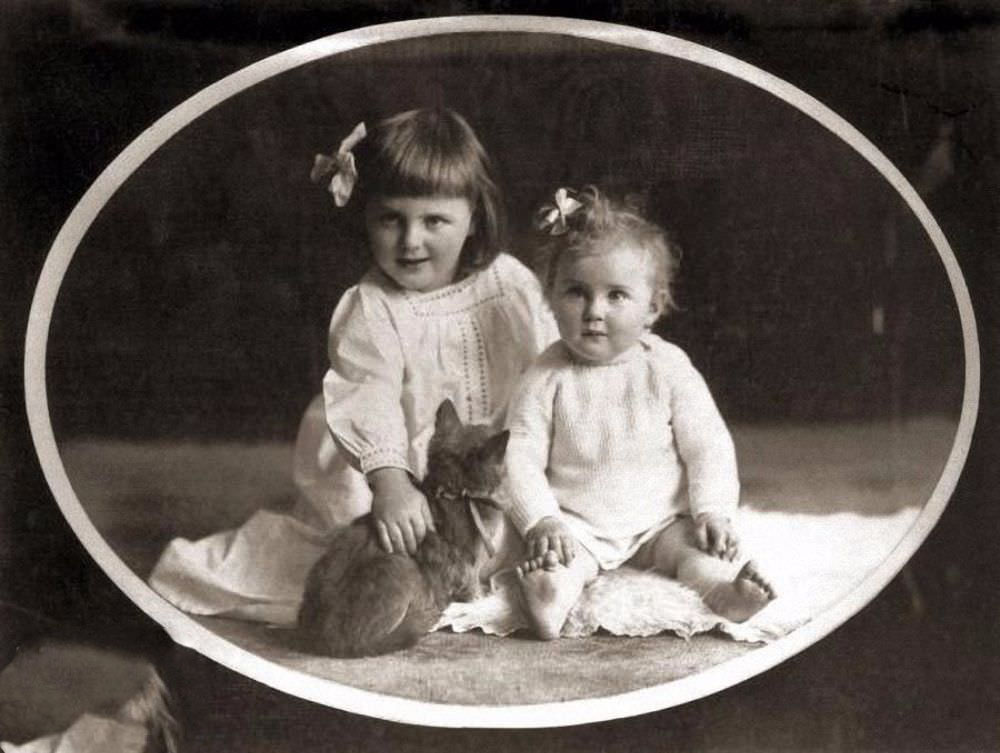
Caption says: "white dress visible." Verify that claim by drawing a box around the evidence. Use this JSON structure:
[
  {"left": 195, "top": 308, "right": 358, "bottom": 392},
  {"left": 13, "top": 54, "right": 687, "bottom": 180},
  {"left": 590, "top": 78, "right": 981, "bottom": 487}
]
[{"left": 149, "top": 253, "right": 557, "bottom": 625}]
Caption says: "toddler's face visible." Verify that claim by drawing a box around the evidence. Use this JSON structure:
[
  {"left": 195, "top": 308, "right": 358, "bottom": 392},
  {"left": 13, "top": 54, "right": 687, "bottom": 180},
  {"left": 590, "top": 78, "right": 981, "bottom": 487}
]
[
  {"left": 365, "top": 195, "right": 475, "bottom": 293},
  {"left": 551, "top": 245, "right": 664, "bottom": 364}
]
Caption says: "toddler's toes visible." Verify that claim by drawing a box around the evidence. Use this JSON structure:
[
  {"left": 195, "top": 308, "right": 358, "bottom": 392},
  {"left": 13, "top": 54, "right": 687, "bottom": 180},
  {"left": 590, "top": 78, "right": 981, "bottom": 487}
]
[
  {"left": 738, "top": 560, "right": 777, "bottom": 599},
  {"left": 705, "top": 560, "right": 776, "bottom": 623},
  {"left": 541, "top": 550, "right": 560, "bottom": 571},
  {"left": 516, "top": 554, "right": 547, "bottom": 579}
]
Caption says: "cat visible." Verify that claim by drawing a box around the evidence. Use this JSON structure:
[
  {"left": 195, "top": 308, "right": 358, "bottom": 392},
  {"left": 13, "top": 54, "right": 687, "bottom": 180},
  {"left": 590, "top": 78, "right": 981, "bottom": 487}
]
[{"left": 297, "top": 399, "right": 510, "bottom": 657}]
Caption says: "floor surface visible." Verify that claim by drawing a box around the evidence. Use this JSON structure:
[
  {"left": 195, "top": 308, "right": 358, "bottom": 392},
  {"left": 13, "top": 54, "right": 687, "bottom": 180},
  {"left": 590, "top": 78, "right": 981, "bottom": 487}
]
[{"left": 54, "top": 417, "right": 955, "bottom": 712}]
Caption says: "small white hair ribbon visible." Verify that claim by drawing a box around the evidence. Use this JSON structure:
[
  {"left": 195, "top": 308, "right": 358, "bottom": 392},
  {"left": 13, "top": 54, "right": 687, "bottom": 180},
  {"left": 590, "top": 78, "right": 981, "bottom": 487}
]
[
  {"left": 534, "top": 187, "right": 582, "bottom": 235},
  {"left": 311, "top": 121, "right": 367, "bottom": 207}
]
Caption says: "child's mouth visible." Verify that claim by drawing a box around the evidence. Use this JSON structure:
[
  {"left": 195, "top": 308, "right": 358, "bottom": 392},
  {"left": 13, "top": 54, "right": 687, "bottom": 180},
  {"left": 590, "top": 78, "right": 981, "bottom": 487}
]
[{"left": 397, "top": 258, "right": 430, "bottom": 268}]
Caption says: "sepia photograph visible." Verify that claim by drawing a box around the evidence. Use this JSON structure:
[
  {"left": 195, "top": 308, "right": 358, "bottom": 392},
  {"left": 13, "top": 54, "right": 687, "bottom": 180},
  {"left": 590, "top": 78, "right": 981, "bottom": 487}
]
[{"left": 3, "top": 2, "right": 997, "bottom": 751}]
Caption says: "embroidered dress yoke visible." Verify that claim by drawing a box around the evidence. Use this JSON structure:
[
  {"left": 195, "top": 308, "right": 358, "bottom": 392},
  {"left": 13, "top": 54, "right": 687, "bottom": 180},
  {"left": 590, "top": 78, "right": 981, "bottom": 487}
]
[
  {"left": 505, "top": 335, "right": 740, "bottom": 570},
  {"left": 323, "top": 252, "right": 554, "bottom": 482}
]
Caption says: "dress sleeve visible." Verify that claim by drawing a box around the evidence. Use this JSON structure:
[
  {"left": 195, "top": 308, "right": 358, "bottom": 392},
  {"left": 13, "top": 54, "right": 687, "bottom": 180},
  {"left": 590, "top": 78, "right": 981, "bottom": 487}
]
[
  {"left": 322, "top": 284, "right": 411, "bottom": 476},
  {"left": 503, "top": 360, "right": 563, "bottom": 534},
  {"left": 665, "top": 346, "right": 741, "bottom": 517}
]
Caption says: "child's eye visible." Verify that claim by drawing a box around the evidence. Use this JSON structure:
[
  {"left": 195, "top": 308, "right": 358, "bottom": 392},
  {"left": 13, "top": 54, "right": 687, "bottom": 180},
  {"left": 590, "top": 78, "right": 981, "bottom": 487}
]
[
  {"left": 609, "top": 290, "right": 630, "bottom": 302},
  {"left": 377, "top": 213, "right": 401, "bottom": 227},
  {"left": 562, "top": 285, "right": 585, "bottom": 298},
  {"left": 425, "top": 215, "right": 449, "bottom": 229}
]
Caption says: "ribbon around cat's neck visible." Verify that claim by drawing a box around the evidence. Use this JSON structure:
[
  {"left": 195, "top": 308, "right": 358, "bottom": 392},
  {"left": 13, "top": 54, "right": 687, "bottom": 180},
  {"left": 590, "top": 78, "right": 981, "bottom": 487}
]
[{"left": 432, "top": 487, "right": 497, "bottom": 558}]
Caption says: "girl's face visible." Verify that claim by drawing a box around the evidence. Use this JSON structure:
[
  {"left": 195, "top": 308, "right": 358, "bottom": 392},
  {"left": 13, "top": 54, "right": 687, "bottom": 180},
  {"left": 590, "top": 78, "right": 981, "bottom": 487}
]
[
  {"left": 364, "top": 195, "right": 475, "bottom": 293},
  {"left": 551, "top": 244, "right": 665, "bottom": 364}
]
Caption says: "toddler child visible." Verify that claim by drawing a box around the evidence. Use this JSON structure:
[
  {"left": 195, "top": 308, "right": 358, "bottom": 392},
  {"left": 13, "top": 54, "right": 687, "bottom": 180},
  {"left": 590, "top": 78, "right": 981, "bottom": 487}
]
[
  {"left": 505, "top": 186, "right": 775, "bottom": 639},
  {"left": 150, "top": 108, "right": 557, "bottom": 624}
]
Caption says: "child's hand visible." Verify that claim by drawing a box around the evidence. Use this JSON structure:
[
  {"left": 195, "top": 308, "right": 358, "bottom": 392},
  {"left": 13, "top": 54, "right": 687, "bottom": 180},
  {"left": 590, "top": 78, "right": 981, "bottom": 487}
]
[
  {"left": 694, "top": 512, "right": 740, "bottom": 561},
  {"left": 369, "top": 468, "right": 436, "bottom": 555},
  {"left": 525, "top": 516, "right": 576, "bottom": 565}
]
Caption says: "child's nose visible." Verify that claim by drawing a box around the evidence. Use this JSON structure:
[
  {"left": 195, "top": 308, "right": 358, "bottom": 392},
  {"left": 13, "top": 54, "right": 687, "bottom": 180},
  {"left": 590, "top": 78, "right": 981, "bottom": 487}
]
[
  {"left": 583, "top": 298, "right": 606, "bottom": 320},
  {"left": 401, "top": 222, "right": 424, "bottom": 250}
]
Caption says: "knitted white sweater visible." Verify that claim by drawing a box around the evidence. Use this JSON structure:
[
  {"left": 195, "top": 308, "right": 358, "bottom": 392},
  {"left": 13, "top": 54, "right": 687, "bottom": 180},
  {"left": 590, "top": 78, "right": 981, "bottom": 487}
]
[{"left": 505, "top": 334, "right": 740, "bottom": 568}]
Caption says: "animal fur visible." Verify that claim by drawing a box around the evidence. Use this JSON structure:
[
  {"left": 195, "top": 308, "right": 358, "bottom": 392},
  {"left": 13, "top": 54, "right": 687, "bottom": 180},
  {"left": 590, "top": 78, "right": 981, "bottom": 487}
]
[{"left": 297, "top": 399, "right": 509, "bottom": 657}]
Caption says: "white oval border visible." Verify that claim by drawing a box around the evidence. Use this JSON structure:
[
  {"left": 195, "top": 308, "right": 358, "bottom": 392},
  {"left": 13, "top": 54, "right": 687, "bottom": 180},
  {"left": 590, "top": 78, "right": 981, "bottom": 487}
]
[{"left": 24, "top": 16, "right": 980, "bottom": 728}]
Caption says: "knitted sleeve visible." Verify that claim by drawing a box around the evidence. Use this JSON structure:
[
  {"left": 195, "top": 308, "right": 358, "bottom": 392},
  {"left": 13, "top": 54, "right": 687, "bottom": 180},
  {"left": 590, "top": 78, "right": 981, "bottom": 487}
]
[
  {"left": 662, "top": 343, "right": 741, "bottom": 517},
  {"left": 503, "top": 352, "right": 563, "bottom": 534}
]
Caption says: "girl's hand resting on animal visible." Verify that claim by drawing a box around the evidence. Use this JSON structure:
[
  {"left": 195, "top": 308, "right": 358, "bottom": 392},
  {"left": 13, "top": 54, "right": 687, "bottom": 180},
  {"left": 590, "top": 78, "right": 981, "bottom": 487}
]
[
  {"left": 368, "top": 468, "right": 436, "bottom": 555},
  {"left": 694, "top": 512, "right": 740, "bottom": 561},
  {"left": 525, "top": 516, "right": 576, "bottom": 565}
]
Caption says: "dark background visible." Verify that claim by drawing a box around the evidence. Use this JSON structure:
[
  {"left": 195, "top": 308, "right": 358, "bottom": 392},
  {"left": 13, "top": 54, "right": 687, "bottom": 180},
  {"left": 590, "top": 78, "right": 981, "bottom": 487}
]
[
  {"left": 37, "top": 23, "right": 966, "bottom": 441},
  {"left": 2, "top": 1, "right": 998, "bottom": 750}
]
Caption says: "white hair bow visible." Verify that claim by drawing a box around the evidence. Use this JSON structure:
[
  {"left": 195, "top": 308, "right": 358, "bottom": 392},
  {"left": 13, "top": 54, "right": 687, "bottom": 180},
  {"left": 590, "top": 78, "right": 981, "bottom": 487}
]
[
  {"left": 534, "top": 187, "right": 582, "bottom": 235},
  {"left": 310, "top": 121, "right": 367, "bottom": 207}
]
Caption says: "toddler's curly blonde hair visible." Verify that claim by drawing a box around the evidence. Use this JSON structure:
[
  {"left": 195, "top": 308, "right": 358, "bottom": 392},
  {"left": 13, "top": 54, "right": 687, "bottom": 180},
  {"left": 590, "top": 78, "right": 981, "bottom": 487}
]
[{"left": 534, "top": 186, "right": 680, "bottom": 320}]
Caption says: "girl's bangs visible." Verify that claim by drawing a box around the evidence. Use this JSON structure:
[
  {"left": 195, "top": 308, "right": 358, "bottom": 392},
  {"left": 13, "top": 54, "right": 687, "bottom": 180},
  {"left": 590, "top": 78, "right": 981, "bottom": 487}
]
[{"left": 376, "top": 144, "right": 479, "bottom": 200}]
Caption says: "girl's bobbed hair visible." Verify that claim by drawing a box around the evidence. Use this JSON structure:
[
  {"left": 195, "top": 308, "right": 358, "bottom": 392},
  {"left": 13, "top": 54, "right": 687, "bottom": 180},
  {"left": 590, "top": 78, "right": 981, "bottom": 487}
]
[
  {"left": 351, "top": 108, "right": 506, "bottom": 275},
  {"left": 534, "top": 185, "right": 680, "bottom": 319}
]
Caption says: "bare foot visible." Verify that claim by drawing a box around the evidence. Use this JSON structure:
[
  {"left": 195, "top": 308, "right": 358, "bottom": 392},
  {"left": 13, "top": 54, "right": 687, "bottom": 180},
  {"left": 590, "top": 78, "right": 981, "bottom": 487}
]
[
  {"left": 516, "top": 551, "right": 580, "bottom": 640},
  {"left": 704, "top": 560, "right": 776, "bottom": 623}
]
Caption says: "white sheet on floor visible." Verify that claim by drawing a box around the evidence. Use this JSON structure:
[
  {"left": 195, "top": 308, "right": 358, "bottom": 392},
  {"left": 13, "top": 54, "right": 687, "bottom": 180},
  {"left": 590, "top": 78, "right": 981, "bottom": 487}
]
[
  {"left": 151, "top": 505, "right": 920, "bottom": 642},
  {"left": 438, "top": 507, "right": 922, "bottom": 642}
]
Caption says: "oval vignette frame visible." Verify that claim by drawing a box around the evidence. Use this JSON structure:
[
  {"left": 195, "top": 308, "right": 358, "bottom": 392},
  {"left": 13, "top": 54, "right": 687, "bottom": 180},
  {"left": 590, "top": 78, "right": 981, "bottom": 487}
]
[{"left": 25, "top": 16, "right": 980, "bottom": 728}]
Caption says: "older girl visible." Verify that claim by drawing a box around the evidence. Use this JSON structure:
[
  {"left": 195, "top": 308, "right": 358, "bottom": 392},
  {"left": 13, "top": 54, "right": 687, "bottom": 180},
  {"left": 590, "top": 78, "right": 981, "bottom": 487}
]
[{"left": 150, "top": 109, "right": 556, "bottom": 624}]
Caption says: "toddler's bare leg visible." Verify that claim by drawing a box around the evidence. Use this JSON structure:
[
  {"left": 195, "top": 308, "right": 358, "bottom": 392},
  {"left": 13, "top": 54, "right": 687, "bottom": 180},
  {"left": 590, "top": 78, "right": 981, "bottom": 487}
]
[
  {"left": 649, "top": 520, "right": 775, "bottom": 623},
  {"left": 516, "top": 550, "right": 598, "bottom": 640}
]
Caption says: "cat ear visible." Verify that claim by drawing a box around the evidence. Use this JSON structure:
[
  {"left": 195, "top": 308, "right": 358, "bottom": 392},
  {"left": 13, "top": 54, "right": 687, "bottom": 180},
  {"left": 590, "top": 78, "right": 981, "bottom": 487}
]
[
  {"left": 435, "top": 399, "right": 462, "bottom": 436},
  {"left": 481, "top": 430, "right": 510, "bottom": 465}
]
